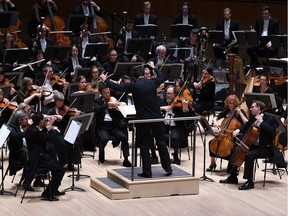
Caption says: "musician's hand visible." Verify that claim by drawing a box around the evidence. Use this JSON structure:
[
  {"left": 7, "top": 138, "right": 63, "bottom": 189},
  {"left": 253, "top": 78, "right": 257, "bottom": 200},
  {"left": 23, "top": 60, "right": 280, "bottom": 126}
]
[
  {"left": 212, "top": 120, "right": 219, "bottom": 128},
  {"left": 193, "top": 82, "right": 201, "bottom": 89},
  {"left": 255, "top": 113, "right": 263, "bottom": 126},
  {"left": 233, "top": 129, "right": 240, "bottom": 137},
  {"left": 108, "top": 101, "right": 119, "bottom": 108},
  {"left": 10, "top": 87, "right": 16, "bottom": 95},
  {"left": 34, "top": 92, "right": 42, "bottom": 99},
  {"left": 147, "top": 61, "right": 155, "bottom": 69},
  {"left": 131, "top": 55, "right": 137, "bottom": 62},
  {"left": 33, "top": 42, "right": 38, "bottom": 48},
  {"left": 99, "top": 72, "right": 107, "bottom": 83},
  {"left": 91, "top": 56, "right": 97, "bottom": 62},
  {"left": 235, "top": 107, "right": 241, "bottom": 115},
  {"left": 47, "top": 61, "right": 52, "bottom": 65},
  {"left": 266, "top": 41, "right": 272, "bottom": 48},
  {"left": 182, "top": 100, "right": 189, "bottom": 112}
]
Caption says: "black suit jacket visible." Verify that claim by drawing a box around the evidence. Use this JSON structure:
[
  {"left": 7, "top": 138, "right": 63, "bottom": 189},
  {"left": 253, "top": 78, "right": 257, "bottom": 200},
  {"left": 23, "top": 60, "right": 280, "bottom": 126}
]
[
  {"left": 29, "top": 36, "right": 54, "bottom": 54},
  {"left": 62, "top": 57, "right": 87, "bottom": 82},
  {"left": 134, "top": 13, "right": 158, "bottom": 25},
  {"left": 254, "top": 17, "right": 279, "bottom": 42},
  {"left": 73, "top": 4, "right": 103, "bottom": 17},
  {"left": 173, "top": 14, "right": 198, "bottom": 28},
  {"left": 215, "top": 19, "right": 239, "bottom": 42}
]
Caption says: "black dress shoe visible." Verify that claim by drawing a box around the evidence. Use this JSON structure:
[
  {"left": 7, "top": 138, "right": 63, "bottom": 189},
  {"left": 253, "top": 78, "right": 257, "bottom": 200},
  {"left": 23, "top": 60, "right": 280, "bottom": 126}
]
[
  {"left": 54, "top": 190, "right": 65, "bottom": 196},
  {"left": 206, "top": 164, "right": 217, "bottom": 172},
  {"left": 219, "top": 176, "right": 238, "bottom": 184},
  {"left": 41, "top": 192, "right": 59, "bottom": 201},
  {"left": 137, "top": 173, "right": 152, "bottom": 178},
  {"left": 122, "top": 159, "right": 132, "bottom": 167},
  {"left": 165, "top": 167, "right": 173, "bottom": 176},
  {"left": 238, "top": 180, "right": 254, "bottom": 190}
]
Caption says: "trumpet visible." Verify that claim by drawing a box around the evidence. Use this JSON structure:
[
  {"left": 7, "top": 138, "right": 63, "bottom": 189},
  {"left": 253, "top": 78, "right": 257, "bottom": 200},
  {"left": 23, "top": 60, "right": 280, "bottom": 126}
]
[{"left": 223, "top": 40, "right": 237, "bottom": 54}]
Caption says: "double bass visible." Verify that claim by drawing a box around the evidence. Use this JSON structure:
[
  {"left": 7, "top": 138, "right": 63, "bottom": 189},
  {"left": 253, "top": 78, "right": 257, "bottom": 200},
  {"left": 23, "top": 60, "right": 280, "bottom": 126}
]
[{"left": 43, "top": 2, "right": 71, "bottom": 46}]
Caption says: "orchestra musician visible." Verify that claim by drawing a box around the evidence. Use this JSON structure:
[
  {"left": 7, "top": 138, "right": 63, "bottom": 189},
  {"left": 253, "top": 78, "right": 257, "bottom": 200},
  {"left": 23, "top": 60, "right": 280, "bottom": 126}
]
[
  {"left": 102, "top": 49, "right": 120, "bottom": 80},
  {"left": 0, "top": 69, "right": 16, "bottom": 96},
  {"left": 219, "top": 100, "right": 286, "bottom": 190},
  {"left": 23, "top": 111, "right": 65, "bottom": 200},
  {"left": 94, "top": 84, "right": 132, "bottom": 167},
  {"left": 134, "top": 1, "right": 158, "bottom": 26},
  {"left": 0, "top": 87, "right": 14, "bottom": 127},
  {"left": 192, "top": 67, "right": 216, "bottom": 115},
  {"left": 0, "top": 31, "right": 18, "bottom": 69},
  {"left": 99, "top": 61, "right": 172, "bottom": 178},
  {"left": 160, "top": 85, "right": 190, "bottom": 165},
  {"left": 207, "top": 94, "right": 248, "bottom": 171}
]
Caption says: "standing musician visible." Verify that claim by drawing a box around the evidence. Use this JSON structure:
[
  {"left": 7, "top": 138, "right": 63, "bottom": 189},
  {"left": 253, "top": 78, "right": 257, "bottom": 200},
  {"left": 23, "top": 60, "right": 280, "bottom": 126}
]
[
  {"left": 94, "top": 84, "right": 132, "bottom": 167},
  {"left": 219, "top": 100, "right": 286, "bottom": 190},
  {"left": 160, "top": 85, "right": 190, "bottom": 165},
  {"left": 134, "top": 1, "right": 158, "bottom": 26},
  {"left": 192, "top": 67, "right": 216, "bottom": 115},
  {"left": 24, "top": 111, "right": 65, "bottom": 201},
  {"left": 207, "top": 94, "right": 248, "bottom": 171}
]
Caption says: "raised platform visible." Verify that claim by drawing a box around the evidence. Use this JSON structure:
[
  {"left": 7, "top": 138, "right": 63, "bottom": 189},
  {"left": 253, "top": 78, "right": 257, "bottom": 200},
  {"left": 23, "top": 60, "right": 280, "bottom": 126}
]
[{"left": 90, "top": 165, "right": 199, "bottom": 200}]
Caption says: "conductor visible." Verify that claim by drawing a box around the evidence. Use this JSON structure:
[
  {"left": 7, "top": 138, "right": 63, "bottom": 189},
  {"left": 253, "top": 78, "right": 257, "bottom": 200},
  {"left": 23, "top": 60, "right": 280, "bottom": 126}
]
[{"left": 99, "top": 61, "right": 172, "bottom": 178}]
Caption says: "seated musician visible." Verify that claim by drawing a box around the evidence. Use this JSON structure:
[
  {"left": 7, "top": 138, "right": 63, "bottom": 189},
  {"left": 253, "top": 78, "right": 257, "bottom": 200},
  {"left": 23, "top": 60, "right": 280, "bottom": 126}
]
[
  {"left": 102, "top": 49, "right": 119, "bottom": 80},
  {"left": 85, "top": 65, "right": 100, "bottom": 91},
  {"left": 219, "top": 100, "right": 286, "bottom": 190},
  {"left": 29, "top": 25, "right": 54, "bottom": 55},
  {"left": 149, "top": 45, "right": 172, "bottom": 66},
  {"left": 24, "top": 111, "right": 65, "bottom": 200},
  {"left": 207, "top": 94, "right": 248, "bottom": 171},
  {"left": 94, "top": 84, "right": 132, "bottom": 167},
  {"left": 0, "top": 88, "right": 14, "bottom": 127},
  {"left": 192, "top": 67, "right": 216, "bottom": 115},
  {"left": 0, "top": 69, "right": 16, "bottom": 96},
  {"left": 160, "top": 85, "right": 190, "bottom": 165}
]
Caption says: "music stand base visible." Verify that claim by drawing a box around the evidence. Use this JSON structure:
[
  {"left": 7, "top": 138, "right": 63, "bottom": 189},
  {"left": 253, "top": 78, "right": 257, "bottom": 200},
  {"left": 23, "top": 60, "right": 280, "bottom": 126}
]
[
  {"left": 0, "top": 189, "right": 14, "bottom": 196},
  {"left": 199, "top": 175, "right": 214, "bottom": 182},
  {"left": 68, "top": 174, "right": 90, "bottom": 181},
  {"left": 62, "top": 185, "right": 86, "bottom": 193}
]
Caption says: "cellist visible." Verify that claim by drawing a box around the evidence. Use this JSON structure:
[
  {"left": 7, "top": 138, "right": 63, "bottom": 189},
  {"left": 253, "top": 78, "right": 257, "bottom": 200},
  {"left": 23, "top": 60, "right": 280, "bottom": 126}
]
[
  {"left": 207, "top": 94, "right": 248, "bottom": 171},
  {"left": 219, "top": 100, "right": 286, "bottom": 190}
]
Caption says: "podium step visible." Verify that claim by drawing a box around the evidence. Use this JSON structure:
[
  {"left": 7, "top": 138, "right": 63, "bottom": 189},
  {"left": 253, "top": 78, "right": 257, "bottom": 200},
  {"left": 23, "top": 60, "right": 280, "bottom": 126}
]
[{"left": 90, "top": 165, "right": 199, "bottom": 200}]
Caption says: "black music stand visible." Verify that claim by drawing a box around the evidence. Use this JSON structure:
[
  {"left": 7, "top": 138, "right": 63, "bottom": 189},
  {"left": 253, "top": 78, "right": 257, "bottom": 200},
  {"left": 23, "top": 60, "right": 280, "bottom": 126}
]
[
  {"left": 232, "top": 31, "right": 247, "bottom": 45},
  {"left": 167, "top": 47, "right": 192, "bottom": 60},
  {"left": 72, "top": 67, "right": 90, "bottom": 82},
  {"left": 244, "top": 92, "right": 277, "bottom": 109},
  {"left": 3, "top": 49, "right": 31, "bottom": 65},
  {"left": 270, "top": 35, "right": 282, "bottom": 50},
  {"left": 198, "top": 116, "right": 215, "bottom": 182},
  {"left": 125, "top": 38, "right": 153, "bottom": 55},
  {"left": 84, "top": 43, "right": 109, "bottom": 58},
  {"left": 170, "top": 24, "right": 194, "bottom": 38},
  {"left": 67, "top": 15, "right": 95, "bottom": 35},
  {"left": 4, "top": 72, "right": 23, "bottom": 87},
  {"left": 0, "top": 12, "right": 12, "bottom": 28},
  {"left": 0, "top": 124, "right": 14, "bottom": 196},
  {"left": 209, "top": 30, "right": 224, "bottom": 44},
  {"left": 69, "top": 92, "right": 95, "bottom": 113},
  {"left": 134, "top": 24, "right": 158, "bottom": 38},
  {"left": 63, "top": 120, "right": 85, "bottom": 192},
  {"left": 156, "top": 63, "right": 184, "bottom": 81},
  {"left": 245, "top": 31, "right": 260, "bottom": 46},
  {"left": 45, "top": 45, "right": 70, "bottom": 62},
  {"left": 113, "top": 62, "right": 144, "bottom": 79}
]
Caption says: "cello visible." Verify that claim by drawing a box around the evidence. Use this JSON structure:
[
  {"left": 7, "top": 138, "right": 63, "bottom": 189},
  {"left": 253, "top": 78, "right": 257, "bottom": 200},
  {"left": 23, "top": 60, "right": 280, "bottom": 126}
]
[{"left": 43, "top": 1, "right": 71, "bottom": 46}]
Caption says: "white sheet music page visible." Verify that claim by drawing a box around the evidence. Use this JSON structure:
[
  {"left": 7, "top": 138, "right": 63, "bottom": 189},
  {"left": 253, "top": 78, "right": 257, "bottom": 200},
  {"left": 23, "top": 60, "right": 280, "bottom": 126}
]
[
  {"left": 0, "top": 124, "right": 12, "bottom": 148},
  {"left": 64, "top": 120, "right": 82, "bottom": 145},
  {"left": 117, "top": 105, "right": 136, "bottom": 118}
]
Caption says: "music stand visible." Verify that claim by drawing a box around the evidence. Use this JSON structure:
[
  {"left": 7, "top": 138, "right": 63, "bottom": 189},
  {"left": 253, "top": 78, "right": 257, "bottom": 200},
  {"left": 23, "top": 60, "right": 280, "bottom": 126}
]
[
  {"left": 134, "top": 24, "right": 158, "bottom": 38},
  {"left": 0, "top": 86, "right": 11, "bottom": 98},
  {"left": 170, "top": 24, "right": 194, "bottom": 38},
  {"left": 67, "top": 15, "right": 95, "bottom": 35},
  {"left": 63, "top": 120, "right": 85, "bottom": 192},
  {"left": 125, "top": 38, "right": 153, "bottom": 55},
  {"left": 156, "top": 63, "right": 184, "bottom": 80},
  {"left": 69, "top": 92, "right": 95, "bottom": 113},
  {"left": 270, "top": 35, "right": 282, "bottom": 50},
  {"left": 44, "top": 45, "right": 70, "bottom": 62},
  {"left": 198, "top": 116, "right": 215, "bottom": 182},
  {"left": 245, "top": 31, "right": 260, "bottom": 46},
  {"left": 113, "top": 62, "right": 144, "bottom": 79},
  {"left": 0, "top": 12, "right": 11, "bottom": 28},
  {"left": 3, "top": 49, "right": 31, "bottom": 65},
  {"left": 167, "top": 47, "right": 192, "bottom": 60},
  {"left": 232, "top": 31, "right": 247, "bottom": 45},
  {"left": 84, "top": 43, "right": 109, "bottom": 58},
  {"left": 4, "top": 72, "right": 23, "bottom": 87},
  {"left": 244, "top": 92, "right": 277, "bottom": 109},
  {"left": 0, "top": 124, "right": 14, "bottom": 195},
  {"left": 209, "top": 30, "right": 224, "bottom": 44},
  {"left": 72, "top": 67, "right": 90, "bottom": 82}
]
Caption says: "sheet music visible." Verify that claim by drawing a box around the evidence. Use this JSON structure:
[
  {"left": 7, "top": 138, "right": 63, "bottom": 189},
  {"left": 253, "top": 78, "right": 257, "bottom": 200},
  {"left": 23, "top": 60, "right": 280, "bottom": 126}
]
[
  {"left": 0, "top": 124, "right": 12, "bottom": 148},
  {"left": 117, "top": 105, "right": 136, "bottom": 118},
  {"left": 64, "top": 120, "right": 82, "bottom": 145}
]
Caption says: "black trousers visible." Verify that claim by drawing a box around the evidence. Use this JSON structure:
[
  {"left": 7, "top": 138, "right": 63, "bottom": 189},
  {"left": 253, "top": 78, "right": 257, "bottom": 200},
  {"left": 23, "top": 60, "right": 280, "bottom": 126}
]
[{"left": 136, "top": 122, "right": 171, "bottom": 175}]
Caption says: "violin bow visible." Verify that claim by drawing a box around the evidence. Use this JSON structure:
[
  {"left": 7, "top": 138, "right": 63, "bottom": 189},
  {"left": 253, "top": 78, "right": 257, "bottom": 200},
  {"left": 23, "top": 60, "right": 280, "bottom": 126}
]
[
  {"left": 117, "top": 92, "right": 126, "bottom": 103},
  {"left": 51, "top": 67, "right": 68, "bottom": 87},
  {"left": 0, "top": 95, "right": 18, "bottom": 115},
  {"left": 159, "top": 54, "right": 170, "bottom": 71},
  {"left": 61, "top": 98, "right": 78, "bottom": 117}
]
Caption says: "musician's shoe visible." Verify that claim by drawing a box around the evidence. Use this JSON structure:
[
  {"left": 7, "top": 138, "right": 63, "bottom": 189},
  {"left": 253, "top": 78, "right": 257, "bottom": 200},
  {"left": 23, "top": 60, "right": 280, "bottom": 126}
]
[
  {"left": 98, "top": 147, "right": 105, "bottom": 164},
  {"left": 238, "top": 180, "right": 254, "bottom": 190},
  {"left": 41, "top": 192, "right": 59, "bottom": 201},
  {"left": 165, "top": 166, "right": 173, "bottom": 176},
  {"left": 206, "top": 164, "right": 217, "bottom": 172},
  {"left": 54, "top": 190, "right": 65, "bottom": 196},
  {"left": 173, "top": 158, "right": 181, "bottom": 165},
  {"left": 122, "top": 159, "right": 132, "bottom": 167},
  {"left": 137, "top": 173, "right": 152, "bottom": 178},
  {"left": 219, "top": 176, "right": 238, "bottom": 184}
]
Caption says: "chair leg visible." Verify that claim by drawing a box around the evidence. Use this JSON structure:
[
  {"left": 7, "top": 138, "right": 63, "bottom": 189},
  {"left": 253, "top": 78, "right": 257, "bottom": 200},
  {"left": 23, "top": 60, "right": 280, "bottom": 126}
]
[{"left": 263, "top": 159, "right": 268, "bottom": 187}]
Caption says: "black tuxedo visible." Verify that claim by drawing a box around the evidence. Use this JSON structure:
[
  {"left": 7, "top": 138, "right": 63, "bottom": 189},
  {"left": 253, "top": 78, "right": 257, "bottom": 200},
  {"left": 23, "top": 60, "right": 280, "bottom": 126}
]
[
  {"left": 62, "top": 57, "right": 87, "bottom": 82},
  {"left": 24, "top": 124, "right": 65, "bottom": 195},
  {"left": 29, "top": 36, "right": 54, "bottom": 54},
  {"left": 173, "top": 14, "right": 198, "bottom": 28},
  {"left": 134, "top": 13, "right": 158, "bottom": 25}
]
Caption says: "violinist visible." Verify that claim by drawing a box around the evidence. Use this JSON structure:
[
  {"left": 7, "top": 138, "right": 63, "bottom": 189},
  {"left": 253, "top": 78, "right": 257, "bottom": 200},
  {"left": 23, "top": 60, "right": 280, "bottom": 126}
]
[
  {"left": 219, "top": 100, "right": 285, "bottom": 190},
  {"left": 175, "top": 78, "right": 193, "bottom": 111},
  {"left": 28, "top": 0, "right": 58, "bottom": 38},
  {"left": 86, "top": 65, "right": 100, "bottom": 91},
  {"left": 149, "top": 45, "right": 172, "bottom": 66},
  {"left": 74, "top": 75, "right": 88, "bottom": 93},
  {"left": 0, "top": 88, "right": 13, "bottom": 127},
  {"left": 0, "top": 69, "right": 16, "bottom": 96},
  {"left": 160, "top": 85, "right": 190, "bottom": 165},
  {"left": 62, "top": 45, "right": 86, "bottom": 83},
  {"left": 94, "top": 84, "right": 132, "bottom": 167},
  {"left": 102, "top": 49, "right": 119, "bottom": 80},
  {"left": 207, "top": 94, "right": 248, "bottom": 172},
  {"left": 192, "top": 67, "right": 216, "bottom": 115}
]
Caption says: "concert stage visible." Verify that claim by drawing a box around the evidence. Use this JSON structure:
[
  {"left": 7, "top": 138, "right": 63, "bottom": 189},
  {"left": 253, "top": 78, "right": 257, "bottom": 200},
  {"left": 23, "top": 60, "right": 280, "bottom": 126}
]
[{"left": 90, "top": 164, "right": 199, "bottom": 200}]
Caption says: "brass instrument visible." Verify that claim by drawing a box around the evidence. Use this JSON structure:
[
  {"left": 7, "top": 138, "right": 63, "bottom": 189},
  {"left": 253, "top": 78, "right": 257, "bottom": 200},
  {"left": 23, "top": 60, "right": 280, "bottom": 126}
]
[
  {"left": 223, "top": 40, "right": 237, "bottom": 54},
  {"left": 195, "top": 27, "right": 209, "bottom": 62}
]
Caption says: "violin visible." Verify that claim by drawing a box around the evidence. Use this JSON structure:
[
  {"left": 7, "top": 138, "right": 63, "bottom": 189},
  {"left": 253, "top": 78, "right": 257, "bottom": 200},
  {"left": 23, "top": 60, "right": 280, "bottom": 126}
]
[
  {"left": 59, "top": 105, "right": 81, "bottom": 117},
  {"left": 29, "top": 85, "right": 54, "bottom": 97},
  {"left": 0, "top": 97, "right": 18, "bottom": 111},
  {"left": 50, "top": 74, "right": 66, "bottom": 87},
  {"left": 199, "top": 76, "right": 214, "bottom": 89}
]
